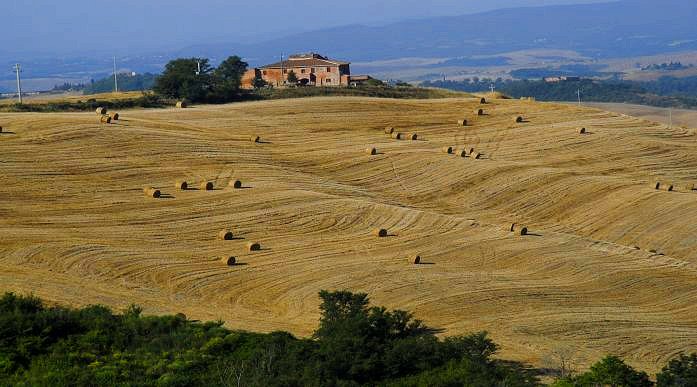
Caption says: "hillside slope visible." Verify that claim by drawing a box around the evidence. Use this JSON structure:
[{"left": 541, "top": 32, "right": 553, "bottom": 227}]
[{"left": 1, "top": 97, "right": 697, "bottom": 373}]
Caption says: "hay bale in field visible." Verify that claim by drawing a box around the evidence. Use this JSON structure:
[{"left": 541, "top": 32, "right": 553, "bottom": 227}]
[
  {"left": 250, "top": 135, "right": 260, "bottom": 143},
  {"left": 95, "top": 107, "right": 107, "bottom": 115},
  {"left": 412, "top": 255, "right": 421, "bottom": 264},
  {"left": 218, "top": 230, "right": 234, "bottom": 240},
  {"left": 176, "top": 101, "right": 188, "bottom": 108},
  {"left": 0, "top": 126, "right": 3, "bottom": 133},
  {"left": 100, "top": 115, "right": 112, "bottom": 124},
  {"left": 110, "top": 113, "right": 119, "bottom": 120},
  {"left": 655, "top": 182, "right": 661, "bottom": 190},
  {"left": 221, "top": 256, "right": 236, "bottom": 266},
  {"left": 373, "top": 228, "right": 388, "bottom": 237},
  {"left": 480, "top": 97, "right": 486, "bottom": 104},
  {"left": 579, "top": 127, "right": 586, "bottom": 134},
  {"left": 143, "top": 187, "right": 161, "bottom": 198},
  {"left": 457, "top": 119, "right": 468, "bottom": 126},
  {"left": 384, "top": 126, "right": 395, "bottom": 134},
  {"left": 471, "top": 152, "right": 481, "bottom": 159},
  {"left": 510, "top": 223, "right": 528, "bottom": 235},
  {"left": 666, "top": 184, "right": 674, "bottom": 192},
  {"left": 366, "top": 147, "right": 377, "bottom": 155},
  {"left": 176, "top": 181, "right": 188, "bottom": 190},
  {"left": 687, "top": 183, "right": 696, "bottom": 191},
  {"left": 442, "top": 146, "right": 453, "bottom": 154},
  {"left": 514, "top": 116, "right": 524, "bottom": 123},
  {"left": 476, "top": 109, "right": 484, "bottom": 116},
  {"left": 229, "top": 179, "right": 242, "bottom": 189},
  {"left": 201, "top": 181, "right": 214, "bottom": 191},
  {"left": 457, "top": 149, "right": 468, "bottom": 157},
  {"left": 410, "top": 133, "right": 418, "bottom": 140},
  {"left": 247, "top": 242, "right": 261, "bottom": 251},
  {"left": 391, "top": 132, "right": 403, "bottom": 140}
]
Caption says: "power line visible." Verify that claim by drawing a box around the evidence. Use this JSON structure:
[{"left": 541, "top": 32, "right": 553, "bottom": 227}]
[{"left": 13, "top": 63, "right": 22, "bottom": 104}]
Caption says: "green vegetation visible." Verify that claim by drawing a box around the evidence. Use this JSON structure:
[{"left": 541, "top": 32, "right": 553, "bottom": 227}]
[
  {"left": 251, "top": 85, "right": 465, "bottom": 100},
  {"left": 2, "top": 291, "right": 697, "bottom": 385},
  {"left": 0, "top": 291, "right": 536, "bottom": 386},
  {"left": 286, "top": 70, "right": 299, "bottom": 85},
  {"left": 424, "top": 78, "right": 697, "bottom": 109},
  {"left": 0, "top": 93, "right": 166, "bottom": 113},
  {"left": 83, "top": 73, "right": 157, "bottom": 95}
]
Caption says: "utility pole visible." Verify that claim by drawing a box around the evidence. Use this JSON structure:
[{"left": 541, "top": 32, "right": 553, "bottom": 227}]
[
  {"left": 280, "top": 53, "right": 284, "bottom": 87},
  {"left": 490, "top": 83, "right": 495, "bottom": 93},
  {"left": 669, "top": 108, "right": 673, "bottom": 129},
  {"left": 195, "top": 60, "right": 201, "bottom": 76},
  {"left": 13, "top": 63, "right": 22, "bottom": 104},
  {"left": 577, "top": 89, "right": 581, "bottom": 106},
  {"left": 113, "top": 56, "right": 119, "bottom": 93}
]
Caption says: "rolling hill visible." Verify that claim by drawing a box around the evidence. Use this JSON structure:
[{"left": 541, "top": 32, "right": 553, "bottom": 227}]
[{"left": 2, "top": 96, "right": 697, "bottom": 374}]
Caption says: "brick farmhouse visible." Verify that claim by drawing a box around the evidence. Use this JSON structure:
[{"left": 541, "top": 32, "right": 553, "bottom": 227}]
[{"left": 241, "top": 53, "right": 371, "bottom": 88}]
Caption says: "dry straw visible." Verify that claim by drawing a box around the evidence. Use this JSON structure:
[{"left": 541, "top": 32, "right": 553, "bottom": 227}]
[
  {"left": 471, "top": 152, "right": 481, "bottom": 159},
  {"left": 218, "top": 230, "right": 234, "bottom": 240},
  {"left": 457, "top": 119, "right": 468, "bottom": 126},
  {"left": 220, "top": 256, "right": 236, "bottom": 266},
  {"left": 476, "top": 109, "right": 484, "bottom": 116},
  {"left": 391, "top": 132, "right": 403, "bottom": 140},
  {"left": 143, "top": 187, "right": 161, "bottom": 198},
  {"left": 247, "top": 242, "right": 261, "bottom": 251},
  {"left": 100, "top": 115, "right": 112, "bottom": 124},
  {"left": 176, "top": 101, "right": 188, "bottom": 108},
  {"left": 366, "top": 147, "right": 377, "bottom": 155},
  {"left": 95, "top": 107, "right": 107, "bottom": 115},
  {"left": 655, "top": 182, "right": 661, "bottom": 190},
  {"left": 580, "top": 127, "right": 586, "bottom": 134},
  {"left": 410, "top": 133, "right": 418, "bottom": 140},
  {"left": 201, "top": 181, "right": 214, "bottom": 191},
  {"left": 176, "top": 181, "right": 188, "bottom": 190},
  {"left": 480, "top": 97, "right": 486, "bottom": 104},
  {"left": 510, "top": 223, "right": 528, "bottom": 236},
  {"left": 442, "top": 146, "right": 453, "bottom": 154},
  {"left": 111, "top": 113, "right": 120, "bottom": 121},
  {"left": 514, "top": 116, "right": 524, "bottom": 123},
  {"left": 457, "top": 149, "right": 468, "bottom": 157},
  {"left": 0, "top": 126, "right": 3, "bottom": 133},
  {"left": 384, "top": 126, "right": 395, "bottom": 134},
  {"left": 229, "top": 180, "right": 242, "bottom": 189},
  {"left": 412, "top": 255, "right": 421, "bottom": 264},
  {"left": 373, "top": 228, "right": 388, "bottom": 237}
]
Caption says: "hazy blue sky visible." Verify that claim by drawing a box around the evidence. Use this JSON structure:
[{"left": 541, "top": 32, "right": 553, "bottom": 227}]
[{"left": 3, "top": 0, "right": 611, "bottom": 56}]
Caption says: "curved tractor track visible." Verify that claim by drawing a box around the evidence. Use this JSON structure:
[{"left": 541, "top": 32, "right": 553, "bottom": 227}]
[{"left": 1, "top": 96, "right": 697, "bottom": 373}]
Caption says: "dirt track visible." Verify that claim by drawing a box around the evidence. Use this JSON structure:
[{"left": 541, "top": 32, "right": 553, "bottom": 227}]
[{"left": 1, "top": 96, "right": 697, "bottom": 373}]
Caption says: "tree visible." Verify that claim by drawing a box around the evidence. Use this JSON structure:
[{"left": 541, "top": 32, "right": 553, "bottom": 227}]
[
  {"left": 554, "top": 355, "right": 652, "bottom": 387},
  {"left": 212, "top": 55, "right": 248, "bottom": 99},
  {"left": 286, "top": 70, "right": 298, "bottom": 85},
  {"left": 153, "top": 58, "right": 213, "bottom": 102},
  {"left": 252, "top": 75, "right": 267, "bottom": 89},
  {"left": 657, "top": 353, "right": 697, "bottom": 386}
]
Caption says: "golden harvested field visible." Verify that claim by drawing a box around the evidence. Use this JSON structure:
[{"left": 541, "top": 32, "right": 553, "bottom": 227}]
[{"left": 2, "top": 96, "right": 697, "bottom": 374}]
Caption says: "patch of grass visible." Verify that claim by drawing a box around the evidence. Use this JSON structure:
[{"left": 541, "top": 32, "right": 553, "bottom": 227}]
[
  {"left": 249, "top": 85, "right": 470, "bottom": 101},
  {"left": 0, "top": 93, "right": 167, "bottom": 113}
]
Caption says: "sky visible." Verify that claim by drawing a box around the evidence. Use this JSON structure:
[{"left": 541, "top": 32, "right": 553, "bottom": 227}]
[{"left": 2, "top": 0, "right": 612, "bottom": 57}]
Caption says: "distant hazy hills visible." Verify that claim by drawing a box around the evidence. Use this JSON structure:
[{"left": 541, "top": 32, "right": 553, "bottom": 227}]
[{"left": 182, "top": 0, "right": 697, "bottom": 65}]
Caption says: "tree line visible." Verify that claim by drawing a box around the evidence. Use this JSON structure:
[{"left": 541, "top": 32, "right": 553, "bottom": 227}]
[{"left": 1, "top": 291, "right": 696, "bottom": 386}]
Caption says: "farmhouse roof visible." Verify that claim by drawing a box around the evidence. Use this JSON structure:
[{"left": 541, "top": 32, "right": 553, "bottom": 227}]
[{"left": 261, "top": 53, "right": 350, "bottom": 69}]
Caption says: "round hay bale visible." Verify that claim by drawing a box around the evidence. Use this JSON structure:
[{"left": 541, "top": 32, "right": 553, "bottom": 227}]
[
  {"left": 384, "top": 126, "right": 395, "bottom": 134},
  {"left": 95, "top": 107, "right": 107, "bottom": 115},
  {"left": 476, "top": 109, "right": 484, "bottom": 116},
  {"left": 655, "top": 182, "right": 661, "bottom": 190},
  {"left": 667, "top": 184, "right": 674, "bottom": 192},
  {"left": 201, "top": 181, "right": 214, "bottom": 191},
  {"left": 366, "top": 147, "right": 377, "bottom": 155},
  {"left": 247, "top": 242, "right": 261, "bottom": 251},
  {"left": 509, "top": 223, "right": 517, "bottom": 232},
  {"left": 510, "top": 223, "right": 527, "bottom": 235},
  {"left": 100, "top": 115, "right": 112, "bottom": 124},
  {"left": 514, "top": 116, "right": 524, "bottom": 123},
  {"left": 250, "top": 135, "right": 260, "bottom": 143},
  {"left": 176, "top": 181, "right": 188, "bottom": 190},
  {"left": 687, "top": 183, "right": 696, "bottom": 191},
  {"left": 143, "top": 187, "right": 161, "bottom": 198},
  {"left": 519, "top": 227, "right": 528, "bottom": 236},
  {"left": 410, "top": 133, "right": 418, "bottom": 140},
  {"left": 457, "top": 149, "right": 468, "bottom": 157},
  {"left": 391, "top": 132, "right": 403, "bottom": 140},
  {"left": 442, "top": 146, "right": 453, "bottom": 154},
  {"left": 579, "top": 127, "right": 586, "bottom": 134},
  {"left": 229, "top": 179, "right": 242, "bottom": 189},
  {"left": 218, "top": 230, "right": 234, "bottom": 240},
  {"left": 413, "top": 255, "right": 421, "bottom": 264},
  {"left": 373, "top": 228, "right": 388, "bottom": 237},
  {"left": 457, "top": 119, "right": 468, "bottom": 126},
  {"left": 176, "top": 101, "right": 188, "bottom": 108},
  {"left": 468, "top": 147, "right": 475, "bottom": 155},
  {"left": 111, "top": 113, "right": 119, "bottom": 120},
  {"left": 221, "top": 256, "right": 236, "bottom": 266},
  {"left": 0, "top": 126, "right": 3, "bottom": 133},
  {"left": 480, "top": 97, "right": 486, "bottom": 104},
  {"left": 471, "top": 152, "right": 481, "bottom": 159}
]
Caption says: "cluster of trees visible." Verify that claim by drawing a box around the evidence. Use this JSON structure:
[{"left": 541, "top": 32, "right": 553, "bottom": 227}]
[
  {"left": 52, "top": 82, "right": 85, "bottom": 92},
  {"left": 1, "top": 291, "right": 696, "bottom": 386},
  {"left": 641, "top": 62, "right": 693, "bottom": 71},
  {"left": 152, "top": 56, "right": 259, "bottom": 104},
  {"left": 423, "top": 77, "right": 697, "bottom": 109},
  {"left": 83, "top": 73, "right": 157, "bottom": 95}
]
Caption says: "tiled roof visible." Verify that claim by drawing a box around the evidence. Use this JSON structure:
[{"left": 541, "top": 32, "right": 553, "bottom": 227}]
[{"left": 261, "top": 57, "right": 350, "bottom": 69}]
